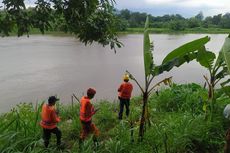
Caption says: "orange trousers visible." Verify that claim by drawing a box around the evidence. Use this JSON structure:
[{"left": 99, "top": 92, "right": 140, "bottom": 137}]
[{"left": 80, "top": 120, "right": 99, "bottom": 140}]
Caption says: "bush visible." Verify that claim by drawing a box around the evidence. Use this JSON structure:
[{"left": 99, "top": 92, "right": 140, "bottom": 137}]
[{"left": 151, "top": 83, "right": 207, "bottom": 114}]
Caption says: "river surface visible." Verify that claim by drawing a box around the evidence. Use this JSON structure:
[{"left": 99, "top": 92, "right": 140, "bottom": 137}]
[{"left": 0, "top": 34, "right": 228, "bottom": 112}]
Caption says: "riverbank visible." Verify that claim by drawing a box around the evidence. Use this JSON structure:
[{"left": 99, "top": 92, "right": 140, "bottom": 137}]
[
  {"left": 0, "top": 83, "right": 228, "bottom": 153},
  {"left": 122, "top": 27, "right": 230, "bottom": 34},
  {"left": 6, "top": 27, "right": 230, "bottom": 37}
]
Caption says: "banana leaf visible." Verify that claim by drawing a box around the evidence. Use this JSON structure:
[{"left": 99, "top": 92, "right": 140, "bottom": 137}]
[
  {"left": 153, "top": 52, "right": 197, "bottom": 76},
  {"left": 196, "top": 46, "right": 216, "bottom": 70},
  {"left": 154, "top": 36, "right": 211, "bottom": 76},
  {"left": 222, "top": 35, "right": 230, "bottom": 74},
  {"left": 162, "top": 36, "right": 210, "bottom": 64},
  {"left": 143, "top": 16, "right": 154, "bottom": 76}
]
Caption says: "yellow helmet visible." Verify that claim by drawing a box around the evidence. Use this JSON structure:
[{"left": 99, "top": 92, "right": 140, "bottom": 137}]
[{"left": 123, "top": 74, "right": 129, "bottom": 81}]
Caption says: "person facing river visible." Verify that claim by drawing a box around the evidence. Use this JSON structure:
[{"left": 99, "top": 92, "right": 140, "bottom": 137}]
[
  {"left": 79, "top": 88, "right": 99, "bottom": 145},
  {"left": 118, "top": 74, "right": 133, "bottom": 120}
]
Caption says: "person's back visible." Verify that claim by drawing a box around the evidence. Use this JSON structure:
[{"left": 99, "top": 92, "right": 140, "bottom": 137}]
[
  {"left": 80, "top": 96, "right": 95, "bottom": 122},
  {"left": 79, "top": 88, "right": 99, "bottom": 143},
  {"left": 118, "top": 81, "right": 133, "bottom": 99},
  {"left": 40, "top": 96, "right": 61, "bottom": 148},
  {"left": 118, "top": 74, "right": 133, "bottom": 120}
]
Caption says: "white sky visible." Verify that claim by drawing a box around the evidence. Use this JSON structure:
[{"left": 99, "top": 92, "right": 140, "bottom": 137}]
[
  {"left": 115, "top": 0, "right": 230, "bottom": 17},
  {"left": 0, "top": 0, "right": 229, "bottom": 17}
]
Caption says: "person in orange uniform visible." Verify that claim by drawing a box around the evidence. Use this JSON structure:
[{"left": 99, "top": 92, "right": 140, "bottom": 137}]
[
  {"left": 118, "top": 74, "right": 133, "bottom": 120},
  {"left": 79, "top": 88, "right": 99, "bottom": 143},
  {"left": 40, "top": 96, "right": 61, "bottom": 148}
]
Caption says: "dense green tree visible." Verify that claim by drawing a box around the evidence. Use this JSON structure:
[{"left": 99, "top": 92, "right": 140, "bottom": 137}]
[
  {"left": 119, "top": 9, "right": 131, "bottom": 20},
  {"left": 187, "top": 17, "right": 200, "bottom": 28},
  {"left": 129, "top": 12, "right": 147, "bottom": 27},
  {"left": 174, "top": 14, "right": 184, "bottom": 20},
  {"left": 169, "top": 20, "right": 186, "bottom": 31},
  {"left": 212, "top": 14, "right": 222, "bottom": 25},
  {"left": 0, "top": 0, "right": 122, "bottom": 50},
  {"left": 203, "top": 16, "right": 213, "bottom": 28},
  {"left": 114, "top": 9, "right": 230, "bottom": 30},
  {"left": 220, "top": 13, "right": 230, "bottom": 28},
  {"left": 195, "top": 11, "right": 204, "bottom": 21}
]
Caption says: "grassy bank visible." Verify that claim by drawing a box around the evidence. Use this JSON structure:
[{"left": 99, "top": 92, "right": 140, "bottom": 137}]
[
  {"left": 122, "top": 27, "right": 230, "bottom": 34},
  {"left": 5, "top": 27, "right": 230, "bottom": 37},
  {"left": 0, "top": 83, "right": 229, "bottom": 153}
]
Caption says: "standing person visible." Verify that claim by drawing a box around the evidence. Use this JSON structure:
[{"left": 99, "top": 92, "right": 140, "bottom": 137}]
[
  {"left": 79, "top": 88, "right": 99, "bottom": 143},
  {"left": 40, "top": 96, "right": 62, "bottom": 148},
  {"left": 118, "top": 74, "right": 133, "bottom": 120}
]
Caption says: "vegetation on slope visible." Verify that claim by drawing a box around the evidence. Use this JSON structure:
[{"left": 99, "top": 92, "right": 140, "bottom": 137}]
[{"left": 0, "top": 83, "right": 229, "bottom": 153}]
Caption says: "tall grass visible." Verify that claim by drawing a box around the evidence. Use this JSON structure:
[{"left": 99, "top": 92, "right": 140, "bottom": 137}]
[{"left": 0, "top": 83, "right": 229, "bottom": 152}]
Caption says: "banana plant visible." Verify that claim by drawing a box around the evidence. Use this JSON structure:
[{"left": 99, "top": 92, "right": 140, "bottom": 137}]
[
  {"left": 192, "top": 35, "right": 230, "bottom": 120},
  {"left": 127, "top": 16, "right": 211, "bottom": 141},
  {"left": 220, "top": 35, "right": 230, "bottom": 94}
]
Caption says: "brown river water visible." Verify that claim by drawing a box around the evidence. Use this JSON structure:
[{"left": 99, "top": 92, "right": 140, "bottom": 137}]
[{"left": 0, "top": 34, "right": 227, "bottom": 112}]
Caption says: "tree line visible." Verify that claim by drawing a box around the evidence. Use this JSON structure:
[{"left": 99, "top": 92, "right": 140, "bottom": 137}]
[
  {"left": 115, "top": 9, "right": 230, "bottom": 31},
  {"left": 1, "top": 0, "right": 230, "bottom": 40}
]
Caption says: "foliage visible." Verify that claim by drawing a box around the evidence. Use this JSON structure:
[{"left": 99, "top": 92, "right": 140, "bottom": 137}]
[
  {"left": 116, "top": 9, "right": 230, "bottom": 31},
  {"left": 143, "top": 16, "right": 153, "bottom": 76},
  {"left": 222, "top": 35, "right": 230, "bottom": 74},
  {"left": 128, "top": 16, "right": 212, "bottom": 141},
  {"left": 0, "top": 0, "right": 122, "bottom": 50},
  {"left": 153, "top": 36, "right": 210, "bottom": 76},
  {"left": 0, "top": 84, "right": 228, "bottom": 153},
  {"left": 127, "top": 16, "right": 211, "bottom": 141},
  {"left": 169, "top": 20, "right": 186, "bottom": 31},
  {"left": 151, "top": 83, "right": 207, "bottom": 114},
  {"left": 189, "top": 34, "right": 230, "bottom": 120}
]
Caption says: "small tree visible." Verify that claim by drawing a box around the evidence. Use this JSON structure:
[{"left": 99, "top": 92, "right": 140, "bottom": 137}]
[
  {"left": 190, "top": 34, "right": 230, "bottom": 120},
  {"left": 127, "top": 16, "right": 211, "bottom": 141}
]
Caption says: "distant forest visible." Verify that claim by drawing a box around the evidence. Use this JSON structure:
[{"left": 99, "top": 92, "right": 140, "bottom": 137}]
[
  {"left": 115, "top": 9, "right": 230, "bottom": 31},
  {"left": 1, "top": 7, "right": 230, "bottom": 34}
]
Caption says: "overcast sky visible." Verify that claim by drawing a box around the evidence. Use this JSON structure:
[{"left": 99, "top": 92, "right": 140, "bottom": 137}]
[
  {"left": 115, "top": 0, "right": 230, "bottom": 17},
  {"left": 0, "top": 0, "right": 229, "bottom": 18}
]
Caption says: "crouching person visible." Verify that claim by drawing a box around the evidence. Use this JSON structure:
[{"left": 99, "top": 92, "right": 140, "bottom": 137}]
[
  {"left": 79, "top": 88, "right": 99, "bottom": 146},
  {"left": 40, "top": 96, "right": 62, "bottom": 148}
]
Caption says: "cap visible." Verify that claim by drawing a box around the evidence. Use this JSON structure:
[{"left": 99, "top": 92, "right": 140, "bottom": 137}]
[
  {"left": 87, "top": 88, "right": 96, "bottom": 95},
  {"left": 48, "top": 96, "right": 59, "bottom": 103},
  {"left": 123, "top": 74, "right": 129, "bottom": 81}
]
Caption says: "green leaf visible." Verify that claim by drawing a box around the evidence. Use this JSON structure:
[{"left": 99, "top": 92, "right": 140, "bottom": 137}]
[
  {"left": 143, "top": 16, "right": 154, "bottom": 76},
  {"left": 221, "top": 78, "right": 230, "bottom": 87},
  {"left": 153, "top": 36, "right": 211, "bottom": 76},
  {"left": 222, "top": 36, "right": 230, "bottom": 74},
  {"left": 162, "top": 36, "right": 210, "bottom": 64},
  {"left": 215, "top": 67, "right": 228, "bottom": 80},
  {"left": 196, "top": 46, "right": 216, "bottom": 70},
  {"left": 214, "top": 51, "right": 225, "bottom": 68},
  {"left": 153, "top": 52, "right": 197, "bottom": 76},
  {"left": 221, "top": 86, "right": 230, "bottom": 98}
]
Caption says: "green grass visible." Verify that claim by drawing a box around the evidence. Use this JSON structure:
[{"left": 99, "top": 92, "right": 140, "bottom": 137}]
[
  {"left": 5, "top": 27, "right": 230, "bottom": 38},
  {"left": 0, "top": 83, "right": 229, "bottom": 153},
  {"left": 121, "top": 27, "right": 230, "bottom": 34}
]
